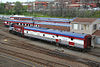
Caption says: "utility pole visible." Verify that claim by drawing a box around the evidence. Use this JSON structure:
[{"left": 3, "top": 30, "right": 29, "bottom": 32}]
[
  {"left": 32, "top": 1, "right": 33, "bottom": 14},
  {"left": 59, "top": 0, "right": 64, "bottom": 17},
  {"left": 27, "top": 0, "right": 29, "bottom": 13}
]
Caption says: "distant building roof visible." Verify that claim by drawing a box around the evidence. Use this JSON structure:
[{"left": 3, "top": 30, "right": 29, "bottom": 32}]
[
  {"left": 36, "top": 0, "right": 54, "bottom": 2},
  {"left": 92, "top": 30, "right": 100, "bottom": 36},
  {"left": 68, "top": 4, "right": 83, "bottom": 7},
  {"left": 72, "top": 18, "right": 97, "bottom": 23}
]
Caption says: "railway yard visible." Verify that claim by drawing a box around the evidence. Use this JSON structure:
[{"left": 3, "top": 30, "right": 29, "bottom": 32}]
[{"left": 0, "top": 21, "right": 100, "bottom": 67}]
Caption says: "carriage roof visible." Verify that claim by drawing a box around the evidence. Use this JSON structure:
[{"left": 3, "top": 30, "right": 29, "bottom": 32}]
[
  {"left": 33, "top": 17, "right": 75, "bottom": 22},
  {"left": 34, "top": 22, "right": 70, "bottom": 27},
  {"left": 6, "top": 20, "right": 33, "bottom": 23},
  {"left": 6, "top": 20, "right": 70, "bottom": 27},
  {"left": 10, "top": 16, "right": 33, "bottom": 19},
  {"left": 24, "top": 27, "right": 87, "bottom": 39}
]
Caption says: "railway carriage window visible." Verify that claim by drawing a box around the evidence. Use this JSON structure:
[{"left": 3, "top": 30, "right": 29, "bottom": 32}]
[
  {"left": 20, "top": 23, "right": 22, "bottom": 25},
  {"left": 29, "top": 24, "right": 30, "bottom": 26},
  {"left": 27, "top": 31, "right": 28, "bottom": 33},
  {"left": 17, "top": 23, "right": 19, "bottom": 25},
  {"left": 43, "top": 34, "right": 45, "bottom": 36},
  {"left": 56, "top": 35, "right": 58, "bottom": 37},
  {"left": 24, "top": 24, "right": 26, "bottom": 26},
  {"left": 52, "top": 36, "right": 54, "bottom": 38},
  {"left": 11, "top": 24, "right": 14, "bottom": 27},
  {"left": 26, "top": 24, "right": 28, "bottom": 26},
  {"left": 35, "top": 25, "right": 39, "bottom": 27},
  {"left": 71, "top": 38, "right": 73, "bottom": 40},
  {"left": 23, "top": 24, "right": 25, "bottom": 26}
]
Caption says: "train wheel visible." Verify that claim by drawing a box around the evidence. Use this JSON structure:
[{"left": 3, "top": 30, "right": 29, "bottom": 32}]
[
  {"left": 9, "top": 30, "right": 13, "bottom": 34},
  {"left": 56, "top": 43, "right": 60, "bottom": 47}
]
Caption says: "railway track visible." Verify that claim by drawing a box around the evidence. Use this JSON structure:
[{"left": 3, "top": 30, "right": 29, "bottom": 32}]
[
  {"left": 0, "top": 24, "right": 8, "bottom": 32},
  {"left": 0, "top": 34, "right": 81, "bottom": 64},
  {"left": 0, "top": 28, "right": 100, "bottom": 58},
  {"left": 0, "top": 46, "right": 69, "bottom": 67},
  {"left": 0, "top": 32, "right": 100, "bottom": 67},
  {"left": 88, "top": 47, "right": 100, "bottom": 57},
  {"left": 0, "top": 22, "right": 100, "bottom": 67},
  {"left": 0, "top": 25, "right": 100, "bottom": 57}
]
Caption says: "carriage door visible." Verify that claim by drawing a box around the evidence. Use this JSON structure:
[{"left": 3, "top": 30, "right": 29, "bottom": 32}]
[{"left": 87, "top": 37, "right": 91, "bottom": 47}]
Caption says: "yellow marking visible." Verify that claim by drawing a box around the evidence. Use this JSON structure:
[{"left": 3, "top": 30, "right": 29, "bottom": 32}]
[{"left": 4, "top": 39, "right": 8, "bottom": 42}]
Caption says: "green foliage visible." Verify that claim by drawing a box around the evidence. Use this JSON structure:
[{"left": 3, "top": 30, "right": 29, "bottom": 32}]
[
  {"left": 1, "top": 1, "right": 100, "bottom": 18},
  {"left": 0, "top": 3, "right": 6, "bottom": 14},
  {"left": 13, "top": 1, "right": 23, "bottom": 14},
  {"left": 91, "top": 11, "right": 100, "bottom": 18}
]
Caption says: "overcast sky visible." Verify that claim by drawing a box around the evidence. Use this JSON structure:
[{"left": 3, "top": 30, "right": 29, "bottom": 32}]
[{"left": 1, "top": 0, "right": 35, "bottom": 3}]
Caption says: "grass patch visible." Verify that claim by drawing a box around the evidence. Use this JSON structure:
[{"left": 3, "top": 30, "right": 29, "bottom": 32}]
[{"left": 22, "top": 12, "right": 73, "bottom": 19}]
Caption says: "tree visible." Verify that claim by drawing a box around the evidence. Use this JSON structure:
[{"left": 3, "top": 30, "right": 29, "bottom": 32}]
[
  {"left": 5, "top": 2, "right": 12, "bottom": 14},
  {"left": 14, "top": 1, "right": 23, "bottom": 14},
  {"left": 0, "top": 3, "right": 5, "bottom": 14}
]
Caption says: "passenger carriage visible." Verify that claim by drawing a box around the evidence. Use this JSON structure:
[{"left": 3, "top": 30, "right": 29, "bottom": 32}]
[
  {"left": 9, "top": 25, "right": 92, "bottom": 50},
  {"left": 4, "top": 20, "right": 34, "bottom": 27},
  {"left": 33, "top": 17, "right": 72, "bottom": 23},
  {"left": 4, "top": 20, "right": 70, "bottom": 31},
  {"left": 10, "top": 16, "right": 33, "bottom": 21},
  {"left": 34, "top": 22, "right": 70, "bottom": 31},
  {"left": 10, "top": 16, "right": 74, "bottom": 24}
]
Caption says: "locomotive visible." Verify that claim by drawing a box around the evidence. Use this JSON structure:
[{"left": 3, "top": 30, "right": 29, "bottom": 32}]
[{"left": 9, "top": 24, "right": 92, "bottom": 50}]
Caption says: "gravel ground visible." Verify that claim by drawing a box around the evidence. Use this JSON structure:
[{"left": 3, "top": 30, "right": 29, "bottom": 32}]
[{"left": 0, "top": 55, "right": 32, "bottom": 67}]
